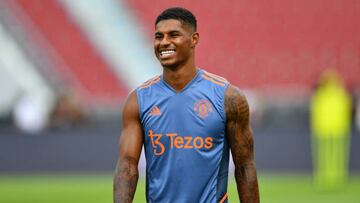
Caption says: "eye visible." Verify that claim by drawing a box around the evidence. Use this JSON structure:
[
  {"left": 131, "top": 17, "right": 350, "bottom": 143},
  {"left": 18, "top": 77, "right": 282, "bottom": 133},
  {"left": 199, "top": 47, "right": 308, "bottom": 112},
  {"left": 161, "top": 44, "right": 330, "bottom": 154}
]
[
  {"left": 155, "top": 34, "right": 163, "bottom": 40},
  {"left": 170, "top": 33, "right": 180, "bottom": 37}
]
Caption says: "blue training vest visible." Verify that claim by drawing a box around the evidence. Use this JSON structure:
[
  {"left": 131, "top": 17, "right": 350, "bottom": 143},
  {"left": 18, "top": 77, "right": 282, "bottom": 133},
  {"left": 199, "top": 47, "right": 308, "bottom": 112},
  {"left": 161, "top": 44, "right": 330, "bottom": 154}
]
[{"left": 136, "top": 68, "right": 230, "bottom": 203}]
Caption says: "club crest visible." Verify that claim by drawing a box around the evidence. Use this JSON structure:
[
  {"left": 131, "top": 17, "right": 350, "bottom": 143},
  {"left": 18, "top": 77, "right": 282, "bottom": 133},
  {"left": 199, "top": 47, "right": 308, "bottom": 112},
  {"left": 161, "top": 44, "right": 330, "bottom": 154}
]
[{"left": 194, "top": 99, "right": 213, "bottom": 118}]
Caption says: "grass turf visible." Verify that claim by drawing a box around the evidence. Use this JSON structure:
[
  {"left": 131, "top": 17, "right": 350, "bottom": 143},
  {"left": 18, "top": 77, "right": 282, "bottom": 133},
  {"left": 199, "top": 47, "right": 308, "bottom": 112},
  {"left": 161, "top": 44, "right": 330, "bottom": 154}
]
[{"left": 0, "top": 173, "right": 359, "bottom": 203}]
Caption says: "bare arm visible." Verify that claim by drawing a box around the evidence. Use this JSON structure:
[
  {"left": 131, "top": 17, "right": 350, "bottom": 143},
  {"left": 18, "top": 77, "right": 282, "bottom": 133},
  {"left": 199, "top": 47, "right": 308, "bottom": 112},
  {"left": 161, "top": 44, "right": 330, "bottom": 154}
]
[
  {"left": 113, "top": 91, "right": 143, "bottom": 203},
  {"left": 225, "top": 85, "right": 259, "bottom": 203}
]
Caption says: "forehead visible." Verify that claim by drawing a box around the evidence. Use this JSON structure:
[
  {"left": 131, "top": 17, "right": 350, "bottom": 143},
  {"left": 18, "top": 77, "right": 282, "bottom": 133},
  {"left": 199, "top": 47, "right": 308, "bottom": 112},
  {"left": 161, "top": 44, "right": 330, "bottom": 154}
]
[{"left": 155, "top": 19, "right": 189, "bottom": 33}]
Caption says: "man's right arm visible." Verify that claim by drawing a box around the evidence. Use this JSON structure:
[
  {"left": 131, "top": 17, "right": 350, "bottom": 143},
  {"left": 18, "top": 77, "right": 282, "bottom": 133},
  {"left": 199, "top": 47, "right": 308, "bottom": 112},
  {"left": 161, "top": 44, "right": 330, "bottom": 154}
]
[{"left": 113, "top": 91, "right": 143, "bottom": 203}]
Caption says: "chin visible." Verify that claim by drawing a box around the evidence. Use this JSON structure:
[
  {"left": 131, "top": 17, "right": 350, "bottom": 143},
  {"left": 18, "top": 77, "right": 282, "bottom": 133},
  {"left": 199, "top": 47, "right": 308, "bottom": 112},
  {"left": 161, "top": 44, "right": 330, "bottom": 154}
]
[
  {"left": 160, "top": 60, "right": 178, "bottom": 68},
  {"left": 161, "top": 64, "right": 177, "bottom": 69}
]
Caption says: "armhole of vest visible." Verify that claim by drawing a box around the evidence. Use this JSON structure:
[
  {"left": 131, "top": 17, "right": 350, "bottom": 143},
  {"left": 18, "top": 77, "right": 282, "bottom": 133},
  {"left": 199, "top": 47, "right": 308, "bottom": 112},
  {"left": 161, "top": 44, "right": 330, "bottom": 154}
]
[
  {"left": 222, "top": 82, "right": 231, "bottom": 123},
  {"left": 135, "top": 88, "right": 143, "bottom": 122}
]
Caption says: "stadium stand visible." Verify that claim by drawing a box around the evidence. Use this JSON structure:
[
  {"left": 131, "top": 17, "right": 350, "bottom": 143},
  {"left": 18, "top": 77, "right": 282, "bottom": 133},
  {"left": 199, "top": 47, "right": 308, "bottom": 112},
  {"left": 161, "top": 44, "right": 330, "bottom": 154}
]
[
  {"left": 126, "top": 0, "right": 360, "bottom": 91},
  {"left": 0, "top": 20, "right": 55, "bottom": 133},
  {"left": 60, "top": 0, "right": 161, "bottom": 89},
  {"left": 7, "top": 0, "right": 128, "bottom": 104}
]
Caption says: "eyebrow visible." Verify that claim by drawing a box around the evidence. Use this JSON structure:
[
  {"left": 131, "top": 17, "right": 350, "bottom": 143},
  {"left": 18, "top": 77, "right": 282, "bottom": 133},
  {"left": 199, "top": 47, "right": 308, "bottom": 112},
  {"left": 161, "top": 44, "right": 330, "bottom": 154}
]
[
  {"left": 168, "top": 30, "right": 181, "bottom": 34},
  {"left": 155, "top": 30, "right": 182, "bottom": 36}
]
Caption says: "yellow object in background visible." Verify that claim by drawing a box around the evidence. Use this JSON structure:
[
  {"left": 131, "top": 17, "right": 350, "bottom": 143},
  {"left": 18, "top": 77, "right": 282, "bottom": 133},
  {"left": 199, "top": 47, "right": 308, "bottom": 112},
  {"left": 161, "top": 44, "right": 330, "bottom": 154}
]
[{"left": 310, "top": 70, "right": 352, "bottom": 189}]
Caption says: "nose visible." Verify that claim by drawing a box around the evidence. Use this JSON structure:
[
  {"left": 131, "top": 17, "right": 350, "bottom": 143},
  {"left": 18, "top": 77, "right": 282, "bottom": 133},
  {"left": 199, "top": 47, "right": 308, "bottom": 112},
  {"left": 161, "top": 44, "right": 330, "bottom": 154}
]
[{"left": 160, "top": 35, "right": 171, "bottom": 47}]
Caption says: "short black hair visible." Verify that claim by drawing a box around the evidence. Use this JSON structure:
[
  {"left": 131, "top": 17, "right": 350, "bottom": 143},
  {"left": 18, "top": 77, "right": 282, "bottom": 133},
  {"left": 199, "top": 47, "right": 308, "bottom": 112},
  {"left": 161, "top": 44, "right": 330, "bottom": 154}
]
[{"left": 155, "top": 7, "right": 197, "bottom": 31}]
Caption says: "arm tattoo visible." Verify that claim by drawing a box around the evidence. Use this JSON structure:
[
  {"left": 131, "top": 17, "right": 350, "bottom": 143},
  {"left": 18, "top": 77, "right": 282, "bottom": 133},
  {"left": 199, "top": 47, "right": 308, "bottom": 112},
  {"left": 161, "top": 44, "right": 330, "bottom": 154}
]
[
  {"left": 113, "top": 156, "right": 139, "bottom": 203},
  {"left": 225, "top": 86, "right": 259, "bottom": 203}
]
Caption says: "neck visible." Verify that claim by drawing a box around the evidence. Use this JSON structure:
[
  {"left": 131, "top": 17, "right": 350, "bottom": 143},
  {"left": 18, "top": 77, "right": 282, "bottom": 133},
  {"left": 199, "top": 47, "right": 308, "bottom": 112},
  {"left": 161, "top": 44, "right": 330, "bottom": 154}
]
[{"left": 162, "top": 61, "right": 197, "bottom": 92}]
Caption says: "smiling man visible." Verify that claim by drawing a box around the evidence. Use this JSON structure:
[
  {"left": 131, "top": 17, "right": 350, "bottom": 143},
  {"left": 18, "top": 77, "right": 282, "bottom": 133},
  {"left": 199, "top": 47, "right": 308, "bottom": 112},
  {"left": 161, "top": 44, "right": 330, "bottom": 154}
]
[{"left": 113, "top": 7, "right": 259, "bottom": 203}]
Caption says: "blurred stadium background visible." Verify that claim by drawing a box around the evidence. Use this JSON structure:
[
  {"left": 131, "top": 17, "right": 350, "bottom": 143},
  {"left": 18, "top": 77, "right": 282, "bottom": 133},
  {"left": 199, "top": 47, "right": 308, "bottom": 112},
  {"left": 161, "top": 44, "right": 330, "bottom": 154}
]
[{"left": 0, "top": 0, "right": 360, "bottom": 202}]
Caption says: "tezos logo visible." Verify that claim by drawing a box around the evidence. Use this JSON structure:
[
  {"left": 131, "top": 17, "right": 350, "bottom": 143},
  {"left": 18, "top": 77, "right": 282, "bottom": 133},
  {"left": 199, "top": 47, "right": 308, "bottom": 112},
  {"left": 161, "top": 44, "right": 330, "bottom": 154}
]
[{"left": 148, "top": 130, "right": 213, "bottom": 156}]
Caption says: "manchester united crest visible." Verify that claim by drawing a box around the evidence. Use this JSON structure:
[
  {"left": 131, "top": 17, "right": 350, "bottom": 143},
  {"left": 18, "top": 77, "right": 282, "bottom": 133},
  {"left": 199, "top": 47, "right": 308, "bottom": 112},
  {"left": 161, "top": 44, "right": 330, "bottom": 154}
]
[{"left": 194, "top": 99, "right": 213, "bottom": 118}]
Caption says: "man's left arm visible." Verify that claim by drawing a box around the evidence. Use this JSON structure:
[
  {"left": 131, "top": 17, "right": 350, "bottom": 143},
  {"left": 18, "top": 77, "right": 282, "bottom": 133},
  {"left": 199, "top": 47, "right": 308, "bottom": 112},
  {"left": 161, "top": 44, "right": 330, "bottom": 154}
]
[{"left": 225, "top": 85, "right": 259, "bottom": 203}]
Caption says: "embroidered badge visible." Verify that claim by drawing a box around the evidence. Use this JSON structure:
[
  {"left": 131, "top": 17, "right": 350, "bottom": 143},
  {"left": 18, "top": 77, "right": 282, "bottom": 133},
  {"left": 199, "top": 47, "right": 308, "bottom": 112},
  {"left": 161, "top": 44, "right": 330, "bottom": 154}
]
[{"left": 194, "top": 99, "right": 213, "bottom": 118}]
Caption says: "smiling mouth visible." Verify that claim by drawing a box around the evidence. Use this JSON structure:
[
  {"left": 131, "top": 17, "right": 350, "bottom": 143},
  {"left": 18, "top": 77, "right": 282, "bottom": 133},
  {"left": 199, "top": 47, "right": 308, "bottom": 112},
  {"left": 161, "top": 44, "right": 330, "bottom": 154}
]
[{"left": 160, "top": 50, "right": 176, "bottom": 57}]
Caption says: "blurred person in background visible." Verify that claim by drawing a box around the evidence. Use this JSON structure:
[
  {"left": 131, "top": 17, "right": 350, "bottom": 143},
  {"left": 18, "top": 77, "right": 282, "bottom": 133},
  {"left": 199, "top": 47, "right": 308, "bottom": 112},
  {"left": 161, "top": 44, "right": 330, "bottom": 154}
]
[
  {"left": 113, "top": 7, "right": 259, "bottom": 203},
  {"left": 310, "top": 69, "right": 352, "bottom": 189},
  {"left": 49, "top": 92, "right": 85, "bottom": 130},
  {"left": 13, "top": 91, "right": 85, "bottom": 134}
]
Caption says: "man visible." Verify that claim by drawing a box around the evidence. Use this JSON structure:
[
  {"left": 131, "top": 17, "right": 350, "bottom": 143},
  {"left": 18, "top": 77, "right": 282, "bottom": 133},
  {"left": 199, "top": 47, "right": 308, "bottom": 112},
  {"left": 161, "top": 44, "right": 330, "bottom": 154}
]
[{"left": 114, "top": 7, "right": 259, "bottom": 203}]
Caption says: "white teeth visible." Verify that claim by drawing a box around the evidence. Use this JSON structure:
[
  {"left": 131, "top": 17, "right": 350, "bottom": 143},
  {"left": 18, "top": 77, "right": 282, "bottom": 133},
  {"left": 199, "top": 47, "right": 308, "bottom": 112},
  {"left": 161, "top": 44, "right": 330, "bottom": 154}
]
[{"left": 160, "top": 50, "right": 175, "bottom": 56}]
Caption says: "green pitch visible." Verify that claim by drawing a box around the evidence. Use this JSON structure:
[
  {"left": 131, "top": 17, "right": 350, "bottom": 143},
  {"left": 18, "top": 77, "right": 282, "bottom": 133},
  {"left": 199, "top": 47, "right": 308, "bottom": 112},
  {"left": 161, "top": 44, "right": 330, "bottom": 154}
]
[{"left": 0, "top": 173, "right": 359, "bottom": 203}]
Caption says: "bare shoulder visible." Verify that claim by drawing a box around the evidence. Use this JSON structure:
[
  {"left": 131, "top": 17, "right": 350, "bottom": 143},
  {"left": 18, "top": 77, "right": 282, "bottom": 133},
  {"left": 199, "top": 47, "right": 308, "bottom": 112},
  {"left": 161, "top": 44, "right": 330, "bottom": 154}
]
[
  {"left": 124, "top": 90, "right": 138, "bottom": 107},
  {"left": 119, "top": 89, "right": 143, "bottom": 156},
  {"left": 122, "top": 90, "right": 140, "bottom": 122},
  {"left": 225, "top": 85, "right": 249, "bottom": 123}
]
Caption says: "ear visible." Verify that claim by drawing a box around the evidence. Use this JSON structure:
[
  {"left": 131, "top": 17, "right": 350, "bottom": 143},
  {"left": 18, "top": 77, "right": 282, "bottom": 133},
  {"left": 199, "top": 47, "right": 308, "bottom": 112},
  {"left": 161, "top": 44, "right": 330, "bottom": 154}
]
[{"left": 191, "top": 32, "right": 199, "bottom": 48}]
